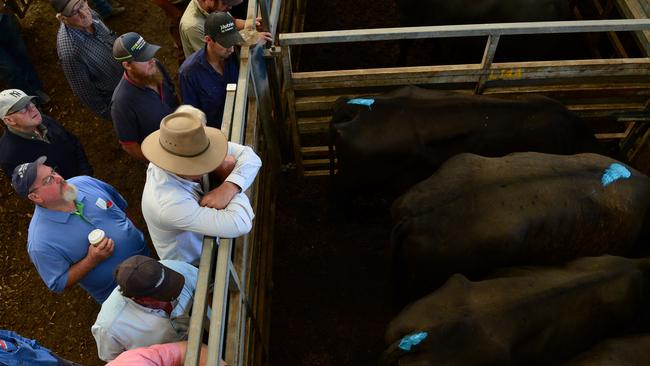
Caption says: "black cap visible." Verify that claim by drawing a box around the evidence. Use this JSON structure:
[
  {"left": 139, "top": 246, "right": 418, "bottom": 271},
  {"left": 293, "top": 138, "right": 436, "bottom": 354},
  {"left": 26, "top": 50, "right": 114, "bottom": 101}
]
[
  {"left": 205, "top": 12, "right": 244, "bottom": 48},
  {"left": 113, "top": 32, "right": 161, "bottom": 62}
]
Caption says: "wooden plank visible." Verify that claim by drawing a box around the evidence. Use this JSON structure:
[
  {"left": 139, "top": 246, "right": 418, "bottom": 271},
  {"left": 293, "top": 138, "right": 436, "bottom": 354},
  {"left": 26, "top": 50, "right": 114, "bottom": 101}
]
[
  {"left": 475, "top": 34, "right": 501, "bottom": 94},
  {"left": 298, "top": 116, "right": 330, "bottom": 134},
  {"left": 295, "top": 95, "right": 342, "bottom": 112},
  {"left": 279, "top": 19, "right": 650, "bottom": 46},
  {"left": 614, "top": 0, "right": 650, "bottom": 55},
  {"left": 281, "top": 46, "right": 304, "bottom": 173},
  {"left": 304, "top": 169, "right": 334, "bottom": 176},
  {"left": 289, "top": 58, "right": 650, "bottom": 90}
]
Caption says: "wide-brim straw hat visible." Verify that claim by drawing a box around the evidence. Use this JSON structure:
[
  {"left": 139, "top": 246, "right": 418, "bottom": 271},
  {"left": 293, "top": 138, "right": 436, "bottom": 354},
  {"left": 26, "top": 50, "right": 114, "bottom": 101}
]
[{"left": 141, "top": 111, "right": 228, "bottom": 176}]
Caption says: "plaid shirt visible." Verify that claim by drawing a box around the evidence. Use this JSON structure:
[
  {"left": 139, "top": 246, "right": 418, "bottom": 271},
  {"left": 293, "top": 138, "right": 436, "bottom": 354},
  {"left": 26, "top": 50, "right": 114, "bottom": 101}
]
[{"left": 56, "top": 11, "right": 122, "bottom": 120}]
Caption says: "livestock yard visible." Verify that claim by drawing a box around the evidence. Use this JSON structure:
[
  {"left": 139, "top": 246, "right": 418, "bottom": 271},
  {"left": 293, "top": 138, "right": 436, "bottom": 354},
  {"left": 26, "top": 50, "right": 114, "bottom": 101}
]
[{"left": 1, "top": 0, "right": 650, "bottom": 365}]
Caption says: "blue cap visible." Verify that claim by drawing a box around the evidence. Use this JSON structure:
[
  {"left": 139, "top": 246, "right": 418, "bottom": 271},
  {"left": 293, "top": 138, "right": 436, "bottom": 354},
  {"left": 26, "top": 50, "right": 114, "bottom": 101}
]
[{"left": 12, "top": 156, "right": 47, "bottom": 198}]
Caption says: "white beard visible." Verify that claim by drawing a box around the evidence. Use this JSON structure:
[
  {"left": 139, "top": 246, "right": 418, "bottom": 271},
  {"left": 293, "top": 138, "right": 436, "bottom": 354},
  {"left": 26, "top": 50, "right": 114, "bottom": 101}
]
[{"left": 62, "top": 183, "right": 78, "bottom": 203}]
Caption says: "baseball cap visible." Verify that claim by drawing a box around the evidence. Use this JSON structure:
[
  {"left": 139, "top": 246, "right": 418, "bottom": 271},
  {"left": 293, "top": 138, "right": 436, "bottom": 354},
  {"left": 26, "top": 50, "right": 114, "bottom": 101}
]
[
  {"left": 115, "top": 255, "right": 185, "bottom": 301},
  {"left": 205, "top": 12, "right": 244, "bottom": 48},
  {"left": 113, "top": 32, "right": 161, "bottom": 62},
  {"left": 0, "top": 89, "right": 36, "bottom": 119},
  {"left": 49, "top": 0, "right": 83, "bottom": 16},
  {"left": 12, "top": 156, "right": 47, "bottom": 198}
]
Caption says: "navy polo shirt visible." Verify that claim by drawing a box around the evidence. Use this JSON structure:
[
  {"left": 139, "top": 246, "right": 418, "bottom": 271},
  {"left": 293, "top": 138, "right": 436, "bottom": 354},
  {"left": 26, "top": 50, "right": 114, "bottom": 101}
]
[
  {"left": 110, "top": 60, "right": 179, "bottom": 144},
  {"left": 179, "top": 47, "right": 239, "bottom": 129}
]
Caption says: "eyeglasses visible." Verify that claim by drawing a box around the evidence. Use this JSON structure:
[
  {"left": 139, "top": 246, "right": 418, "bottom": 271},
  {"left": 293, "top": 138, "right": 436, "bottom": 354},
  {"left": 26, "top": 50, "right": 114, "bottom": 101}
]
[
  {"left": 8, "top": 102, "right": 36, "bottom": 116},
  {"left": 68, "top": 0, "right": 89, "bottom": 17},
  {"left": 29, "top": 167, "right": 59, "bottom": 194}
]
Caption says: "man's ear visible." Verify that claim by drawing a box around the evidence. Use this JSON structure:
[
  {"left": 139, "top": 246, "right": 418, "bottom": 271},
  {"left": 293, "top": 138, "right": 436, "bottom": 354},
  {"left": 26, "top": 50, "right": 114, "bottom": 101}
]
[
  {"left": 27, "top": 192, "right": 42, "bottom": 205},
  {"left": 3, "top": 116, "right": 16, "bottom": 128},
  {"left": 204, "top": 35, "right": 212, "bottom": 44},
  {"left": 122, "top": 61, "right": 131, "bottom": 70}
]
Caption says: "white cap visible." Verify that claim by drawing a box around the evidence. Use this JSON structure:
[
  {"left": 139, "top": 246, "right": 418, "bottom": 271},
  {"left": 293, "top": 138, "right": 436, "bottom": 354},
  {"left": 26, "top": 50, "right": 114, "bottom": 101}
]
[{"left": 88, "top": 229, "right": 106, "bottom": 246}]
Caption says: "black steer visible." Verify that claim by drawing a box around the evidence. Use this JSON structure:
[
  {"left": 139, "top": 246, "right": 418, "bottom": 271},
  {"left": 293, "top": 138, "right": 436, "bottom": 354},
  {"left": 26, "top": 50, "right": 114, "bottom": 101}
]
[
  {"left": 392, "top": 152, "right": 650, "bottom": 295},
  {"left": 331, "top": 86, "right": 598, "bottom": 201},
  {"left": 384, "top": 256, "right": 650, "bottom": 366}
]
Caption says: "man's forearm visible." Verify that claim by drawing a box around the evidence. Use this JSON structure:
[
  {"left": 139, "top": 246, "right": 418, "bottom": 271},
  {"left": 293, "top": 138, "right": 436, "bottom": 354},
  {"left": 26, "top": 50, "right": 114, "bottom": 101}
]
[{"left": 65, "top": 256, "right": 98, "bottom": 289}]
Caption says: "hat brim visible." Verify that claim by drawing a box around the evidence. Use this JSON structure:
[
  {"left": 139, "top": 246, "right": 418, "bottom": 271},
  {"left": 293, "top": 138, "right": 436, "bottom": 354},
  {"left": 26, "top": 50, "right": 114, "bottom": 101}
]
[
  {"left": 60, "top": 0, "right": 83, "bottom": 16},
  {"left": 6, "top": 96, "right": 36, "bottom": 116},
  {"left": 141, "top": 126, "right": 228, "bottom": 176},
  {"left": 151, "top": 266, "right": 185, "bottom": 301},
  {"left": 132, "top": 44, "right": 161, "bottom": 62},
  {"left": 216, "top": 31, "right": 245, "bottom": 49}
]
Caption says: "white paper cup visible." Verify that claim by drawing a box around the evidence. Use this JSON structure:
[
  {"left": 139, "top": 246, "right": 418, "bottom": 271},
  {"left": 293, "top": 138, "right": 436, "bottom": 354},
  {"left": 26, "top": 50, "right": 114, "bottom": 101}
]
[{"left": 88, "top": 229, "right": 106, "bottom": 246}]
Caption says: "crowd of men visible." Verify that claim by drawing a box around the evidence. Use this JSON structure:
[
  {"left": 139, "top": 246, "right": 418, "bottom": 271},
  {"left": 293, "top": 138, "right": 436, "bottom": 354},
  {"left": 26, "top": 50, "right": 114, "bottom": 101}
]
[{"left": 0, "top": 0, "right": 270, "bottom": 364}]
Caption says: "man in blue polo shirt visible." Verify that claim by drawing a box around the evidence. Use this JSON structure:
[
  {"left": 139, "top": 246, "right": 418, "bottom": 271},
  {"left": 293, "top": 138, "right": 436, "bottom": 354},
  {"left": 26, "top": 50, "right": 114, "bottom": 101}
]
[
  {"left": 179, "top": 12, "right": 271, "bottom": 128},
  {"left": 111, "top": 32, "right": 179, "bottom": 162},
  {"left": 11, "top": 156, "right": 150, "bottom": 303}
]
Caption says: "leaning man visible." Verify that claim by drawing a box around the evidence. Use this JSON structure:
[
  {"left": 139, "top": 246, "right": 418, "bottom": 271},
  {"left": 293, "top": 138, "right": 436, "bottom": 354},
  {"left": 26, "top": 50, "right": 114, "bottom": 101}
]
[
  {"left": 12, "top": 156, "right": 150, "bottom": 303},
  {"left": 141, "top": 108, "right": 261, "bottom": 265}
]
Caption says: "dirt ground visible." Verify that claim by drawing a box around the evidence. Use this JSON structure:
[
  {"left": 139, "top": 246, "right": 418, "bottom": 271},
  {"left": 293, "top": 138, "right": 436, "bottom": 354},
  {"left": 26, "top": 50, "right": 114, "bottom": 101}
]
[{"left": 0, "top": 1, "right": 180, "bottom": 364}]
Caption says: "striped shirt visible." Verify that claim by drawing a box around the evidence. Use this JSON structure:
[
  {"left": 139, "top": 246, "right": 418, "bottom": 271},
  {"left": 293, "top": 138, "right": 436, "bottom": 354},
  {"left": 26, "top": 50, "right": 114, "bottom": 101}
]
[{"left": 56, "top": 11, "right": 122, "bottom": 120}]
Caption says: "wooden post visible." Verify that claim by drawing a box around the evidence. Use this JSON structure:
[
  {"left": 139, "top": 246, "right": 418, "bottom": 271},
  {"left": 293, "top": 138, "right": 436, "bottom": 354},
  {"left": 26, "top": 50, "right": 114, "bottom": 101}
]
[{"left": 475, "top": 34, "right": 500, "bottom": 94}]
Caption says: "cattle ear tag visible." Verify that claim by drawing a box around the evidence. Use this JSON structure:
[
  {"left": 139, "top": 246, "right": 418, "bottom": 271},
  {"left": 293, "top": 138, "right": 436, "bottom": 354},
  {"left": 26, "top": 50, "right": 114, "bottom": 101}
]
[
  {"left": 601, "top": 163, "right": 631, "bottom": 187},
  {"left": 95, "top": 197, "right": 108, "bottom": 210},
  {"left": 398, "top": 331, "right": 428, "bottom": 351},
  {"left": 347, "top": 98, "right": 375, "bottom": 109}
]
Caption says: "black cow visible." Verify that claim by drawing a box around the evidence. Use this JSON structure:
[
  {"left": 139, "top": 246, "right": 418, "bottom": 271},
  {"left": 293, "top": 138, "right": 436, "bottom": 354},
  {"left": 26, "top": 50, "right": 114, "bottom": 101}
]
[
  {"left": 331, "top": 86, "right": 598, "bottom": 202},
  {"left": 395, "top": 0, "right": 582, "bottom": 64},
  {"left": 384, "top": 256, "right": 650, "bottom": 366},
  {"left": 391, "top": 152, "right": 650, "bottom": 296},
  {"left": 560, "top": 334, "right": 650, "bottom": 365}
]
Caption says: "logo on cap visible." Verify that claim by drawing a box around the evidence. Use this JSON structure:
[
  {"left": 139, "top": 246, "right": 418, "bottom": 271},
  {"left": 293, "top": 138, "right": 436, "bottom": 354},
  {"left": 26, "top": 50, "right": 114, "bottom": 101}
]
[
  {"left": 220, "top": 22, "right": 235, "bottom": 33},
  {"left": 130, "top": 37, "right": 146, "bottom": 52},
  {"left": 8, "top": 90, "right": 22, "bottom": 98},
  {"left": 16, "top": 163, "right": 28, "bottom": 179}
]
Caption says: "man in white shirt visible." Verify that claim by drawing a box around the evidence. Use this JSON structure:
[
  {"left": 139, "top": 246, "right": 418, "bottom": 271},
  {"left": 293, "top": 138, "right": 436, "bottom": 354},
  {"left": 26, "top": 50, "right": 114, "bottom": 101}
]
[
  {"left": 92, "top": 255, "right": 198, "bottom": 361},
  {"left": 140, "top": 106, "right": 261, "bottom": 265}
]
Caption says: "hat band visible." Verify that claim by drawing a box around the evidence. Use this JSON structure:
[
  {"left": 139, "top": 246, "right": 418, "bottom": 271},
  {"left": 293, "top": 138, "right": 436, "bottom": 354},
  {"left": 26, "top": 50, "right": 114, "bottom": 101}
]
[{"left": 159, "top": 137, "right": 211, "bottom": 158}]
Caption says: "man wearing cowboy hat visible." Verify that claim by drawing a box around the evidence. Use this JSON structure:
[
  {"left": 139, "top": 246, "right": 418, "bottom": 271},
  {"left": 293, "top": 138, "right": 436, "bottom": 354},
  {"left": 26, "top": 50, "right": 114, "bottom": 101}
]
[
  {"left": 92, "top": 255, "right": 198, "bottom": 361},
  {"left": 140, "top": 106, "right": 261, "bottom": 265}
]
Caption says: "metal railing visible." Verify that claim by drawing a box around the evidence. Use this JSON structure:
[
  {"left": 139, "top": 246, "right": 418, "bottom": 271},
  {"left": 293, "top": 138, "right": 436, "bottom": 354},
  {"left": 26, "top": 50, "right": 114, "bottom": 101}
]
[{"left": 184, "top": 0, "right": 282, "bottom": 365}]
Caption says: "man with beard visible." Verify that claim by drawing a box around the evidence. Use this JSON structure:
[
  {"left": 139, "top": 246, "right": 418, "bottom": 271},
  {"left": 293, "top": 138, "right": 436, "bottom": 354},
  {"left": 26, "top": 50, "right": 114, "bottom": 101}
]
[
  {"left": 111, "top": 32, "right": 179, "bottom": 162},
  {"left": 11, "top": 156, "right": 150, "bottom": 303},
  {"left": 50, "top": 0, "right": 123, "bottom": 121},
  {"left": 179, "top": 12, "right": 271, "bottom": 127},
  {"left": 0, "top": 88, "right": 93, "bottom": 178}
]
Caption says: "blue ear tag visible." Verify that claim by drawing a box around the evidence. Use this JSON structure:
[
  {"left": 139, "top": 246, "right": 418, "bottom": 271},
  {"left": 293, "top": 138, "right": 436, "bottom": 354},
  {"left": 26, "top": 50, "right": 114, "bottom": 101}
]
[
  {"left": 398, "top": 331, "right": 428, "bottom": 351},
  {"left": 601, "top": 163, "right": 631, "bottom": 187},
  {"left": 347, "top": 98, "right": 375, "bottom": 109}
]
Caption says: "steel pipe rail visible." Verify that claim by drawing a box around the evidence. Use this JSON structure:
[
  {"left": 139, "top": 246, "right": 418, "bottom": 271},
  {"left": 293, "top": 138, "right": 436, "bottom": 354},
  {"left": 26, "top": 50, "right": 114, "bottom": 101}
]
[{"left": 279, "top": 19, "right": 650, "bottom": 45}]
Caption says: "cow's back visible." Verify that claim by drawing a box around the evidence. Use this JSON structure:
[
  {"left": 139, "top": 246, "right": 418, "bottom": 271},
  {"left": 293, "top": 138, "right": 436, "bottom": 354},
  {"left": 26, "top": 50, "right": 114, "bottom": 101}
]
[{"left": 391, "top": 152, "right": 650, "bottom": 294}]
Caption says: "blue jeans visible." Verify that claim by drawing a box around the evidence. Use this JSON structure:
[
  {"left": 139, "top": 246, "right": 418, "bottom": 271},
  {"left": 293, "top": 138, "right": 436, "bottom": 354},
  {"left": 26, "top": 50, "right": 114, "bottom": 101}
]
[
  {"left": 92, "top": 0, "right": 113, "bottom": 18},
  {"left": 0, "top": 14, "right": 43, "bottom": 94}
]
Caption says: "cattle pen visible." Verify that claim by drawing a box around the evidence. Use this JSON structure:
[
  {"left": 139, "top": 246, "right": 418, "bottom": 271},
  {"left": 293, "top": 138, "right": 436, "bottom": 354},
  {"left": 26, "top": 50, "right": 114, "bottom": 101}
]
[
  {"left": 183, "top": 0, "right": 650, "bottom": 365},
  {"left": 280, "top": 0, "right": 650, "bottom": 177}
]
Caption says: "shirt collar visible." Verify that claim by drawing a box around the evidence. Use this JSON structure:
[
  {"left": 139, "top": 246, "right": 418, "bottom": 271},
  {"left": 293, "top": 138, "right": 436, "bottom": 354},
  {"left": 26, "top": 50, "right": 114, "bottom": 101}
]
[
  {"left": 35, "top": 189, "right": 88, "bottom": 223},
  {"left": 7, "top": 124, "right": 49, "bottom": 142}
]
